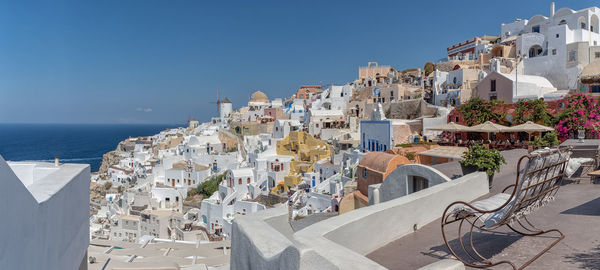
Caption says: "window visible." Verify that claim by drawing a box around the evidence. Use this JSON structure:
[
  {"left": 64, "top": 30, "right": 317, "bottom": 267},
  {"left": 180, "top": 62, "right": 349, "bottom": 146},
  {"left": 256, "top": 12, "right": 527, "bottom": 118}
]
[
  {"left": 569, "top": 50, "right": 577, "bottom": 62},
  {"left": 582, "top": 22, "right": 587, "bottom": 29},
  {"left": 363, "top": 168, "right": 367, "bottom": 178},
  {"left": 532, "top": 25, "right": 540, "bottom": 33},
  {"left": 390, "top": 91, "right": 394, "bottom": 96},
  {"left": 238, "top": 178, "right": 242, "bottom": 185},
  {"left": 559, "top": 20, "right": 567, "bottom": 25},
  {"left": 412, "top": 176, "right": 429, "bottom": 193},
  {"left": 552, "top": 49, "right": 557, "bottom": 55},
  {"left": 595, "top": 52, "right": 600, "bottom": 59},
  {"left": 490, "top": 79, "right": 496, "bottom": 92},
  {"left": 247, "top": 178, "right": 250, "bottom": 184},
  {"left": 490, "top": 93, "right": 497, "bottom": 100},
  {"left": 556, "top": 34, "right": 559, "bottom": 38}
]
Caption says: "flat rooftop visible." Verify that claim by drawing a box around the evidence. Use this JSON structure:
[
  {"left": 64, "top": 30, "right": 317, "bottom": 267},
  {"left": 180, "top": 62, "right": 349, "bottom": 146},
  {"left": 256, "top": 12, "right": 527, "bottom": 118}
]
[
  {"left": 367, "top": 151, "right": 600, "bottom": 269},
  {"left": 88, "top": 239, "right": 230, "bottom": 270}
]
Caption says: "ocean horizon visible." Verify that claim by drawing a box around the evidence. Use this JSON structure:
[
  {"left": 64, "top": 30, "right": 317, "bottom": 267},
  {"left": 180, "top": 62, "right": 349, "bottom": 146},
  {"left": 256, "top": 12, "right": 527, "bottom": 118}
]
[{"left": 0, "top": 123, "right": 181, "bottom": 172}]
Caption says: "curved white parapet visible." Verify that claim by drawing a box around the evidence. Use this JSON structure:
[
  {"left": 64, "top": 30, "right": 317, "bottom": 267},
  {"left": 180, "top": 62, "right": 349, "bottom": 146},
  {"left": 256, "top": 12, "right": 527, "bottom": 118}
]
[
  {"left": 230, "top": 172, "right": 489, "bottom": 269},
  {"left": 369, "top": 164, "right": 452, "bottom": 205}
]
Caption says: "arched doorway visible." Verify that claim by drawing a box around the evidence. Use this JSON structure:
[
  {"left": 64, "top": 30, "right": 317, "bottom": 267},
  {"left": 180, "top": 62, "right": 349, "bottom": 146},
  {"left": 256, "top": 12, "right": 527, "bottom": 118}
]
[
  {"left": 528, "top": 45, "right": 543, "bottom": 58},
  {"left": 592, "top": 14, "right": 599, "bottom": 33}
]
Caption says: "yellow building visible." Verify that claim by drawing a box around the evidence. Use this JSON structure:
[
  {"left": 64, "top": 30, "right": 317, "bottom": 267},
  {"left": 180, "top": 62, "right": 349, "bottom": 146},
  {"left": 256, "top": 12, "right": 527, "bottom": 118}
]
[{"left": 271, "top": 131, "right": 332, "bottom": 194}]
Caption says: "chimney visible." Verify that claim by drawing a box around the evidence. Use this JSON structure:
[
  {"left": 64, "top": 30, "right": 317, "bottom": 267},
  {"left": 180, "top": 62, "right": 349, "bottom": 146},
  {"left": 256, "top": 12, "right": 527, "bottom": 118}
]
[
  {"left": 550, "top": 2, "right": 555, "bottom": 17},
  {"left": 54, "top": 156, "right": 59, "bottom": 167}
]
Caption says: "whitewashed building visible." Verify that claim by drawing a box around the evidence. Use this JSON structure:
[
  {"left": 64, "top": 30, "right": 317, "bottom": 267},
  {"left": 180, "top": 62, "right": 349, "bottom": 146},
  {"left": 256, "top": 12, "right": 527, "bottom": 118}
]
[{"left": 501, "top": 3, "right": 600, "bottom": 89}]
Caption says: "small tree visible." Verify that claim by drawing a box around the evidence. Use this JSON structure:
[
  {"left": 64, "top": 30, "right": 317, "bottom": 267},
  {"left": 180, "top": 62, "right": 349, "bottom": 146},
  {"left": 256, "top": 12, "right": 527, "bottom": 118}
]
[
  {"left": 117, "top": 186, "right": 122, "bottom": 193},
  {"left": 513, "top": 99, "right": 553, "bottom": 126},
  {"left": 187, "top": 188, "right": 198, "bottom": 197},
  {"left": 533, "top": 131, "right": 560, "bottom": 149},
  {"left": 457, "top": 97, "right": 504, "bottom": 126},
  {"left": 104, "top": 182, "right": 112, "bottom": 190},
  {"left": 197, "top": 172, "right": 226, "bottom": 197},
  {"left": 460, "top": 145, "right": 506, "bottom": 176},
  {"left": 424, "top": 62, "right": 435, "bottom": 76}
]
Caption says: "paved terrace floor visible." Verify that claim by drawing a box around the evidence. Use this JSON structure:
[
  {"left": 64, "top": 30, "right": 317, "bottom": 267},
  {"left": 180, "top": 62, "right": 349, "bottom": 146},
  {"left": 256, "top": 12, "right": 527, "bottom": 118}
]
[{"left": 367, "top": 149, "right": 600, "bottom": 269}]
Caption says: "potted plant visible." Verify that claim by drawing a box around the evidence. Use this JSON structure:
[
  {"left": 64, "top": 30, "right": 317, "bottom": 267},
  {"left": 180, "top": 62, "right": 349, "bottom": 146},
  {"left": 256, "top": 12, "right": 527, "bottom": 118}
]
[{"left": 460, "top": 145, "right": 506, "bottom": 188}]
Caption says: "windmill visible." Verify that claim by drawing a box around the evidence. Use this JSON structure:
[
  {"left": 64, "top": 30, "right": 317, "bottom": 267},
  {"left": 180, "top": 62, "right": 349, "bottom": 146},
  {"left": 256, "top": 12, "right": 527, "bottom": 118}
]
[{"left": 208, "top": 89, "right": 221, "bottom": 115}]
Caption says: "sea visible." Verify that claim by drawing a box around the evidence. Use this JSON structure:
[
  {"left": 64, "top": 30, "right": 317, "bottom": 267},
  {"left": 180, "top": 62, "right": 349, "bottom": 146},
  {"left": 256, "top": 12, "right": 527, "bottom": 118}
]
[{"left": 0, "top": 123, "right": 181, "bottom": 172}]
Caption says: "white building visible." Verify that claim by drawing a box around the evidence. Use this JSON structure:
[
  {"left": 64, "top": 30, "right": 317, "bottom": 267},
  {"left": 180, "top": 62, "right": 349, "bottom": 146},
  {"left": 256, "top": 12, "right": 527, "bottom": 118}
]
[
  {"left": 306, "top": 109, "right": 345, "bottom": 139},
  {"left": 360, "top": 104, "right": 418, "bottom": 151},
  {"left": 0, "top": 157, "right": 90, "bottom": 270},
  {"left": 502, "top": 3, "right": 600, "bottom": 89},
  {"left": 108, "top": 165, "right": 134, "bottom": 186},
  {"left": 285, "top": 100, "right": 306, "bottom": 123},
  {"left": 273, "top": 119, "right": 302, "bottom": 139},
  {"left": 199, "top": 168, "right": 266, "bottom": 237},
  {"left": 183, "top": 135, "right": 224, "bottom": 158},
  {"left": 220, "top": 98, "right": 233, "bottom": 119}
]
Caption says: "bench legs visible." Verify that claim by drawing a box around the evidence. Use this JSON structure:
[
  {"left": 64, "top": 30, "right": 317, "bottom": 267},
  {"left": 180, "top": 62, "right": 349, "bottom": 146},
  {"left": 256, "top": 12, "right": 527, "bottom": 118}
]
[
  {"left": 442, "top": 214, "right": 563, "bottom": 270},
  {"left": 505, "top": 216, "right": 565, "bottom": 269}
]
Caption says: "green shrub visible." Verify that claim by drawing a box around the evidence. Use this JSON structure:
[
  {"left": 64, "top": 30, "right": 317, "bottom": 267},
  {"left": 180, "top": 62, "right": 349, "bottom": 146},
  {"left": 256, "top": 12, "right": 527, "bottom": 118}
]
[
  {"left": 104, "top": 182, "right": 112, "bottom": 190},
  {"left": 196, "top": 172, "right": 226, "bottom": 197},
  {"left": 533, "top": 131, "right": 559, "bottom": 149},
  {"left": 404, "top": 152, "right": 416, "bottom": 161},
  {"left": 460, "top": 145, "right": 506, "bottom": 176}
]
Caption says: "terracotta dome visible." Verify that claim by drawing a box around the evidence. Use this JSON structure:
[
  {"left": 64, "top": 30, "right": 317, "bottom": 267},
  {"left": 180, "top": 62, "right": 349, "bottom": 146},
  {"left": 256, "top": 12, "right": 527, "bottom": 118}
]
[{"left": 250, "top": 91, "right": 269, "bottom": 103}]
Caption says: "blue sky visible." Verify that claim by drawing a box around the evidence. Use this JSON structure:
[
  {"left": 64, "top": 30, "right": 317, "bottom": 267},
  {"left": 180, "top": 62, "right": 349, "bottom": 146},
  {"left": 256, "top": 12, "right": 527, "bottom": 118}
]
[{"left": 0, "top": 0, "right": 596, "bottom": 124}]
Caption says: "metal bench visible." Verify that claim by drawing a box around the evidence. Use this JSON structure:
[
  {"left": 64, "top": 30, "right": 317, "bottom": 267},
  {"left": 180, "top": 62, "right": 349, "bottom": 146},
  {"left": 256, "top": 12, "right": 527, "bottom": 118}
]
[{"left": 441, "top": 146, "right": 572, "bottom": 269}]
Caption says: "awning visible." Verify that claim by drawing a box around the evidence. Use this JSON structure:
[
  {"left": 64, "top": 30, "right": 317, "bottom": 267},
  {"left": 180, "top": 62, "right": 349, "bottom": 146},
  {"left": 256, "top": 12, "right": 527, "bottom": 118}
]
[
  {"left": 468, "top": 121, "right": 509, "bottom": 133},
  {"left": 428, "top": 122, "right": 470, "bottom": 132},
  {"left": 505, "top": 121, "right": 554, "bottom": 133}
]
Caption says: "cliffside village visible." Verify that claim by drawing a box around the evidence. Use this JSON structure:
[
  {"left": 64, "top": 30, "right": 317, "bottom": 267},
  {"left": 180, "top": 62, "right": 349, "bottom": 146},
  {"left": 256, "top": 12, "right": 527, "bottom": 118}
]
[{"left": 70, "top": 3, "right": 600, "bottom": 268}]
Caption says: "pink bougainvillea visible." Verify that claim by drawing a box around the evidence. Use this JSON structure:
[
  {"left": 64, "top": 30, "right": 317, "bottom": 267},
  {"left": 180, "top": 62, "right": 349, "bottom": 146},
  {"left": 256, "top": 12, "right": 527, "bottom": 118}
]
[{"left": 556, "top": 93, "right": 600, "bottom": 141}]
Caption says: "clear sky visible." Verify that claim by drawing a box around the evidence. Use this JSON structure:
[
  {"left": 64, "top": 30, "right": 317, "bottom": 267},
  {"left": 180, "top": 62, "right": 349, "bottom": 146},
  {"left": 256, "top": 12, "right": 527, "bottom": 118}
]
[{"left": 0, "top": 0, "right": 596, "bottom": 124}]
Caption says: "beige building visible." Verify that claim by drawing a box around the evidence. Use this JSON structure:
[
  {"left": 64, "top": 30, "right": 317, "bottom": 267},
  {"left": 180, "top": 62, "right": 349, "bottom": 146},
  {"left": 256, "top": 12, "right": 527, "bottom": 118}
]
[
  {"left": 111, "top": 215, "right": 140, "bottom": 243},
  {"left": 139, "top": 209, "right": 184, "bottom": 239},
  {"left": 474, "top": 71, "right": 558, "bottom": 103},
  {"left": 357, "top": 62, "right": 399, "bottom": 86}
]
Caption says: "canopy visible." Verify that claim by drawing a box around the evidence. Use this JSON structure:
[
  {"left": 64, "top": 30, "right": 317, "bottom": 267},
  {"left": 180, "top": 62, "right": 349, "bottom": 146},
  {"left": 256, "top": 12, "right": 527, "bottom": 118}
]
[
  {"left": 505, "top": 121, "right": 554, "bottom": 133},
  {"left": 468, "top": 121, "right": 509, "bottom": 133},
  {"left": 581, "top": 59, "right": 600, "bottom": 84},
  {"left": 428, "top": 122, "right": 470, "bottom": 131}
]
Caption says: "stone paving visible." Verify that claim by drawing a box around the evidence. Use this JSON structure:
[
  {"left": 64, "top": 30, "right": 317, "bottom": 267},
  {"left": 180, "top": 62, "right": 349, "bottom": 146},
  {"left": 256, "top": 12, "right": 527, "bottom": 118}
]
[{"left": 367, "top": 149, "right": 600, "bottom": 269}]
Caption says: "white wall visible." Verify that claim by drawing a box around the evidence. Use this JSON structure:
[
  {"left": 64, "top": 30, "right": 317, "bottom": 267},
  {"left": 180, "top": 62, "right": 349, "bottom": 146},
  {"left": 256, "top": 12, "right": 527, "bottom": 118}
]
[
  {"left": 0, "top": 158, "right": 90, "bottom": 270},
  {"left": 231, "top": 172, "right": 489, "bottom": 269}
]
